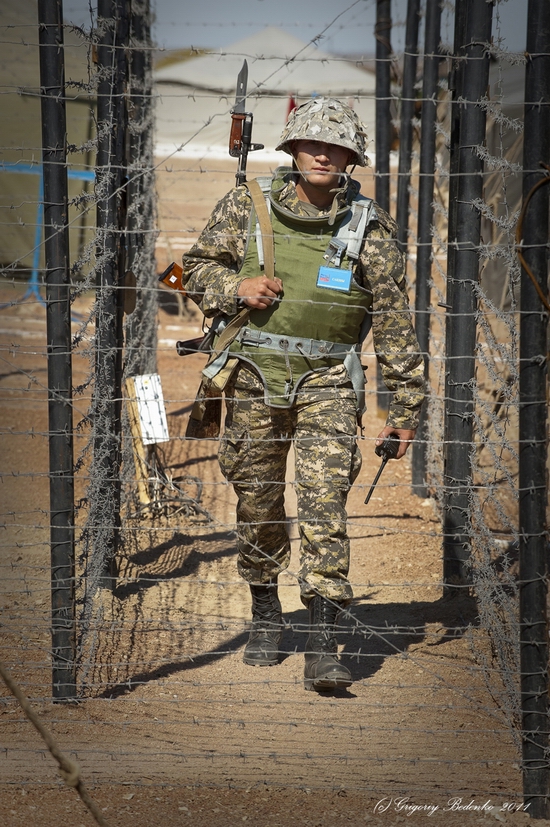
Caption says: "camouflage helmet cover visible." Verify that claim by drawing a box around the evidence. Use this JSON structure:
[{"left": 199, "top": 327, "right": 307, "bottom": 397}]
[{"left": 276, "top": 97, "right": 370, "bottom": 167}]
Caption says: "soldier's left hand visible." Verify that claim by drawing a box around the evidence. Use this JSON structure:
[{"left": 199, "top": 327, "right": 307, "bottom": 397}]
[{"left": 375, "top": 427, "right": 416, "bottom": 460}]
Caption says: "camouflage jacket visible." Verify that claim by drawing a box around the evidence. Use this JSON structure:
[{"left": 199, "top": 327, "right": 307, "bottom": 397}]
[{"left": 181, "top": 172, "right": 425, "bottom": 428}]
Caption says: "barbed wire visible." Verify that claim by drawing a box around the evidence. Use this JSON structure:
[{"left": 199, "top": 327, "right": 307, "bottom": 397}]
[{"left": 1, "top": 0, "right": 548, "bottom": 818}]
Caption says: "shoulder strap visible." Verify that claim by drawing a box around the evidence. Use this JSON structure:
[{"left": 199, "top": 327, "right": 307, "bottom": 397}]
[
  {"left": 247, "top": 178, "right": 275, "bottom": 280},
  {"left": 202, "top": 179, "right": 274, "bottom": 380},
  {"left": 333, "top": 196, "right": 377, "bottom": 261}
]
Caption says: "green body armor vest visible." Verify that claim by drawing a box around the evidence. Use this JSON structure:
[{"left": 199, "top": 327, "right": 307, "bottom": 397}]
[{"left": 226, "top": 178, "right": 374, "bottom": 408}]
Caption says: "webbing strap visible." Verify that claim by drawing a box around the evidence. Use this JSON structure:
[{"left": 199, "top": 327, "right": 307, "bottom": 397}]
[
  {"left": 236, "top": 327, "right": 355, "bottom": 360},
  {"left": 334, "top": 196, "right": 377, "bottom": 260},
  {"left": 203, "top": 179, "right": 273, "bottom": 384},
  {"left": 202, "top": 307, "right": 250, "bottom": 380},
  {"left": 247, "top": 179, "right": 275, "bottom": 280},
  {"left": 236, "top": 326, "right": 370, "bottom": 415}
]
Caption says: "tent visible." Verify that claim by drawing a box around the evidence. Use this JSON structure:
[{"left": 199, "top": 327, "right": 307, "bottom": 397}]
[
  {"left": 0, "top": 0, "right": 95, "bottom": 273},
  {"left": 153, "top": 27, "right": 377, "bottom": 163}
]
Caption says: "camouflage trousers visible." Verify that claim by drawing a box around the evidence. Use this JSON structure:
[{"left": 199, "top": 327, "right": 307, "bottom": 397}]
[{"left": 218, "top": 364, "right": 362, "bottom": 606}]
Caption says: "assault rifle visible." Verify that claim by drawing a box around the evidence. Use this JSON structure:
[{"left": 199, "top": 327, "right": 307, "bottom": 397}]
[
  {"left": 159, "top": 60, "right": 263, "bottom": 354},
  {"left": 157, "top": 261, "right": 216, "bottom": 355}
]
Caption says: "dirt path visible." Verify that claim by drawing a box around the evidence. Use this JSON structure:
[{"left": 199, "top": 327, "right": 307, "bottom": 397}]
[{"left": 1, "top": 279, "right": 540, "bottom": 826}]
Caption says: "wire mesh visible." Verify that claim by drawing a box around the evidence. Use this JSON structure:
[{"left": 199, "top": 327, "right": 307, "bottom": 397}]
[{"left": 1, "top": 1, "right": 548, "bottom": 824}]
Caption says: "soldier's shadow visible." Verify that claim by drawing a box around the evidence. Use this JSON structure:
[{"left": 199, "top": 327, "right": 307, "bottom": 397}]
[
  {"left": 98, "top": 592, "right": 477, "bottom": 699},
  {"left": 280, "top": 591, "right": 478, "bottom": 685}
]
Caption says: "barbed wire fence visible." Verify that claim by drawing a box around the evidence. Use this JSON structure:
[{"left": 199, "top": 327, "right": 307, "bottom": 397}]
[
  {"left": 0, "top": 0, "right": 548, "bottom": 822},
  {"left": 399, "top": 0, "right": 549, "bottom": 813}
]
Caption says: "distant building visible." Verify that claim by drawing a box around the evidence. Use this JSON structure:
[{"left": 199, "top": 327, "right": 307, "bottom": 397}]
[
  {"left": 153, "top": 27, "right": 377, "bottom": 162},
  {"left": 1, "top": 0, "right": 94, "bottom": 273}
]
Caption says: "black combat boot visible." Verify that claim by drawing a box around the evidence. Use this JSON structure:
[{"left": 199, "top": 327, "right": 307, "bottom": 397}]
[
  {"left": 243, "top": 584, "right": 283, "bottom": 666},
  {"left": 304, "top": 595, "right": 352, "bottom": 691}
]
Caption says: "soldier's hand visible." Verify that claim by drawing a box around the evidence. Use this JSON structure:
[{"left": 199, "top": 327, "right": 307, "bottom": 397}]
[
  {"left": 237, "top": 276, "right": 283, "bottom": 309},
  {"left": 375, "top": 427, "right": 416, "bottom": 460}
]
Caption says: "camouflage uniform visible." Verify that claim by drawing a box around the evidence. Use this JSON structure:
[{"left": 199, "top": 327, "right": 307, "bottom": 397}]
[{"left": 181, "top": 171, "right": 424, "bottom": 607}]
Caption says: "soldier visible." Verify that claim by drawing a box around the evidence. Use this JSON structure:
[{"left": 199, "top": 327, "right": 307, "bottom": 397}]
[{"left": 181, "top": 97, "right": 425, "bottom": 692}]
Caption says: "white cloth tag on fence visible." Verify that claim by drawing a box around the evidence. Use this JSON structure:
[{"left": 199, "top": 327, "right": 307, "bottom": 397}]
[{"left": 132, "top": 373, "right": 170, "bottom": 444}]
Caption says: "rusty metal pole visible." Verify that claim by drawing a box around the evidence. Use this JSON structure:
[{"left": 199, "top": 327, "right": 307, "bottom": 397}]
[
  {"left": 411, "top": 0, "right": 442, "bottom": 497},
  {"left": 38, "top": 0, "right": 76, "bottom": 700},
  {"left": 442, "top": 0, "right": 493, "bottom": 589}
]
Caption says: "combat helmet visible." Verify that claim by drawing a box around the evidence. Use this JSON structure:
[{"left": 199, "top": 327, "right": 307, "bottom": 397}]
[{"left": 276, "top": 97, "right": 369, "bottom": 167}]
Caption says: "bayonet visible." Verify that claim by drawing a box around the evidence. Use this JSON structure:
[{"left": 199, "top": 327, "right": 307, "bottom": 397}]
[
  {"left": 233, "top": 59, "right": 248, "bottom": 115},
  {"left": 229, "top": 59, "right": 264, "bottom": 185}
]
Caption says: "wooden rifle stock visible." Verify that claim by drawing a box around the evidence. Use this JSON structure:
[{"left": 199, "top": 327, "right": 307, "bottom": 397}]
[
  {"left": 158, "top": 261, "right": 185, "bottom": 293},
  {"left": 229, "top": 113, "right": 245, "bottom": 157}
]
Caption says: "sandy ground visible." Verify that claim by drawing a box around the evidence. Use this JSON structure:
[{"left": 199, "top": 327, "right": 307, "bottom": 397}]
[{"left": 0, "top": 156, "right": 544, "bottom": 826}]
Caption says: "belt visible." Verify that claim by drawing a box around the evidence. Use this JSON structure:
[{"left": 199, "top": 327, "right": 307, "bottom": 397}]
[{"left": 235, "top": 328, "right": 354, "bottom": 360}]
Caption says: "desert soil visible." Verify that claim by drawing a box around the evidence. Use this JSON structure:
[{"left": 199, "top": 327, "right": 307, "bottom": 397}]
[{"left": 0, "top": 158, "right": 544, "bottom": 827}]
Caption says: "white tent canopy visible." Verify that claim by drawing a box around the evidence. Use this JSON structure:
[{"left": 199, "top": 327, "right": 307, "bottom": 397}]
[
  {"left": 154, "top": 27, "right": 376, "bottom": 162},
  {"left": 155, "top": 27, "right": 376, "bottom": 97}
]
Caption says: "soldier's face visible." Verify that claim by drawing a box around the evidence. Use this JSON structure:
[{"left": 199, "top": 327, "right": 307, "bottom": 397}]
[{"left": 292, "top": 140, "right": 352, "bottom": 189}]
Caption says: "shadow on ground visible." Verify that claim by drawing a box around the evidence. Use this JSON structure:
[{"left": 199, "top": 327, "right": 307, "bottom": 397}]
[{"left": 97, "top": 567, "right": 478, "bottom": 699}]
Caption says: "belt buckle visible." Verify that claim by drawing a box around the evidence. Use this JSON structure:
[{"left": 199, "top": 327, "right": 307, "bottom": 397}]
[{"left": 323, "top": 238, "right": 346, "bottom": 266}]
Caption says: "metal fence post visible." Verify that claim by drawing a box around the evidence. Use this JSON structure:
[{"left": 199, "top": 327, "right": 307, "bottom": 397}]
[
  {"left": 445, "top": 0, "right": 467, "bottom": 327},
  {"left": 37, "top": 0, "right": 76, "bottom": 700},
  {"left": 395, "top": 0, "right": 421, "bottom": 253},
  {"left": 93, "top": 0, "right": 130, "bottom": 585},
  {"left": 411, "top": 0, "right": 442, "bottom": 497},
  {"left": 375, "top": 0, "right": 392, "bottom": 214},
  {"left": 442, "top": 0, "right": 493, "bottom": 589},
  {"left": 374, "top": 0, "right": 393, "bottom": 413},
  {"left": 124, "top": 0, "right": 157, "bottom": 379},
  {"left": 519, "top": 0, "right": 550, "bottom": 815}
]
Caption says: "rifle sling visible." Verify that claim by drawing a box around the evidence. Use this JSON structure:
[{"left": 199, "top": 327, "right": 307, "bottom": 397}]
[
  {"left": 246, "top": 179, "right": 275, "bottom": 281},
  {"left": 202, "top": 179, "right": 275, "bottom": 376},
  {"left": 209, "top": 307, "right": 250, "bottom": 354}
]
